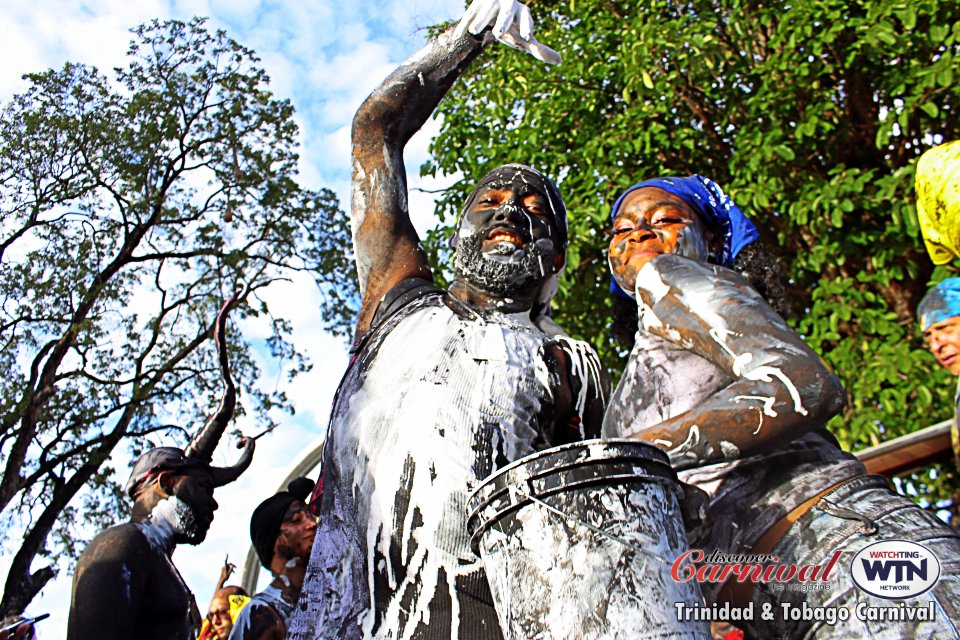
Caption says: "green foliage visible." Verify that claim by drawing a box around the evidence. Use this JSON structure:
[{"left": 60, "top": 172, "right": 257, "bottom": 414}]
[
  {"left": 424, "top": 0, "right": 960, "bottom": 496},
  {"left": 0, "top": 18, "right": 356, "bottom": 613}
]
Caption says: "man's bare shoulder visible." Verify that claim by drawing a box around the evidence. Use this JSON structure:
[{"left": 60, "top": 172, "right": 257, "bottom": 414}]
[{"left": 79, "top": 522, "right": 154, "bottom": 563}]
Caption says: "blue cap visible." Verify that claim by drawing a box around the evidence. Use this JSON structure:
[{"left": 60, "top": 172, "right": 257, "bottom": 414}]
[{"left": 918, "top": 278, "right": 960, "bottom": 330}]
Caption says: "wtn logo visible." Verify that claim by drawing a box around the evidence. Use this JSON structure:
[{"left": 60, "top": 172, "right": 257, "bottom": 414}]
[
  {"left": 860, "top": 558, "right": 927, "bottom": 583},
  {"left": 851, "top": 541, "right": 940, "bottom": 600}
]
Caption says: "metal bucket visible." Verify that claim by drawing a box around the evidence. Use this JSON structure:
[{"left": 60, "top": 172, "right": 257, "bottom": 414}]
[{"left": 466, "top": 439, "right": 709, "bottom": 639}]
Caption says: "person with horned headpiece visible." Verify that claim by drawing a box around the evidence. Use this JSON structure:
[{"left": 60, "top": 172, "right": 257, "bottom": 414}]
[
  {"left": 66, "top": 292, "right": 255, "bottom": 640},
  {"left": 287, "top": 2, "right": 608, "bottom": 638}
]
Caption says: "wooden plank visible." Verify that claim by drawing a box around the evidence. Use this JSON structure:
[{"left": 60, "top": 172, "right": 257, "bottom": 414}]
[{"left": 855, "top": 420, "right": 954, "bottom": 477}]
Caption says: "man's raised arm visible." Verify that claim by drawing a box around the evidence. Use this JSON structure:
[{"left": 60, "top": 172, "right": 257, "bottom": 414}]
[{"left": 351, "top": 0, "right": 561, "bottom": 336}]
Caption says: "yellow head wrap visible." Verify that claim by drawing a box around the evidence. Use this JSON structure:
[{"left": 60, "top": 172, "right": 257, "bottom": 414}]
[{"left": 916, "top": 140, "right": 960, "bottom": 265}]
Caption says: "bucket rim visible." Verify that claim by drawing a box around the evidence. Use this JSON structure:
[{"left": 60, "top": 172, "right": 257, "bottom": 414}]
[{"left": 467, "top": 438, "right": 672, "bottom": 504}]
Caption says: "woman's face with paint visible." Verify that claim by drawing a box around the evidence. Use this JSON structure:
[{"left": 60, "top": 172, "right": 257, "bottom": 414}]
[{"left": 608, "top": 187, "right": 715, "bottom": 296}]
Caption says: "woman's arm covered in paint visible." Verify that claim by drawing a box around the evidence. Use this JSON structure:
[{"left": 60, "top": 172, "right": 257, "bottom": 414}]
[{"left": 627, "top": 254, "right": 845, "bottom": 468}]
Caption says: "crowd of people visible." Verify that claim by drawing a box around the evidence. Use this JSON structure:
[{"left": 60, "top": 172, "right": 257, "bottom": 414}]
[{"left": 5, "top": 0, "right": 954, "bottom": 638}]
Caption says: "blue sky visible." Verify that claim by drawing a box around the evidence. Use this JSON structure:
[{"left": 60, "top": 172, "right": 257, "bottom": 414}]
[{"left": 0, "top": 0, "right": 466, "bottom": 634}]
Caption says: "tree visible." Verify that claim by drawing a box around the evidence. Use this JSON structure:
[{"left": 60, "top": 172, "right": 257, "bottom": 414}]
[
  {"left": 422, "top": 1, "right": 960, "bottom": 509},
  {"left": 0, "top": 18, "right": 356, "bottom": 615}
]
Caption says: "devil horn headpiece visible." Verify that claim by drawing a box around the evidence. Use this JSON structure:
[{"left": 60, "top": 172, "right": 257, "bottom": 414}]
[{"left": 183, "top": 289, "right": 254, "bottom": 487}]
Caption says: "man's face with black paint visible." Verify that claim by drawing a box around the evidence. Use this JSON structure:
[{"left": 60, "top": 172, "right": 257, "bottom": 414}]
[
  {"left": 608, "top": 187, "right": 716, "bottom": 296},
  {"left": 452, "top": 185, "right": 563, "bottom": 297},
  {"left": 165, "top": 468, "right": 218, "bottom": 544},
  {"left": 924, "top": 316, "right": 960, "bottom": 375}
]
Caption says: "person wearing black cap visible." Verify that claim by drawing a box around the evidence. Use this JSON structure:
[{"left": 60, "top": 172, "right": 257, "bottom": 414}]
[
  {"left": 228, "top": 478, "right": 317, "bottom": 640},
  {"left": 287, "top": 2, "right": 608, "bottom": 639},
  {"left": 67, "top": 293, "right": 255, "bottom": 640}
]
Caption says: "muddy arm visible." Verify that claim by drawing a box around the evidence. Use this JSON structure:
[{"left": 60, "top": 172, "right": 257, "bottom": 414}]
[
  {"left": 627, "top": 255, "right": 844, "bottom": 468},
  {"left": 352, "top": 27, "right": 490, "bottom": 337},
  {"left": 67, "top": 529, "right": 149, "bottom": 640}
]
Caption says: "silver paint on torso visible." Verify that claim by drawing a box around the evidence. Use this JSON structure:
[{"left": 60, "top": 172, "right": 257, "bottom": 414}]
[{"left": 289, "top": 290, "right": 602, "bottom": 640}]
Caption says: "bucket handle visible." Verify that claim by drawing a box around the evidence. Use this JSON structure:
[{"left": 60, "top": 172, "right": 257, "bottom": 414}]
[{"left": 514, "top": 481, "right": 672, "bottom": 567}]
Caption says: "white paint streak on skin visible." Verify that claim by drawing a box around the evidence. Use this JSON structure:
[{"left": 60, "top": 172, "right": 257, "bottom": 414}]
[
  {"left": 120, "top": 564, "right": 133, "bottom": 603},
  {"left": 671, "top": 223, "right": 712, "bottom": 263},
  {"left": 534, "top": 239, "right": 554, "bottom": 277},
  {"left": 709, "top": 328, "right": 809, "bottom": 417},
  {"left": 653, "top": 439, "right": 673, "bottom": 449},
  {"left": 135, "top": 496, "right": 201, "bottom": 638},
  {"left": 666, "top": 424, "right": 701, "bottom": 460},
  {"left": 136, "top": 496, "right": 195, "bottom": 553},
  {"left": 635, "top": 261, "right": 671, "bottom": 304},
  {"left": 350, "top": 159, "right": 367, "bottom": 238},
  {"left": 556, "top": 335, "right": 606, "bottom": 422},
  {"left": 351, "top": 158, "right": 371, "bottom": 290},
  {"left": 640, "top": 259, "right": 812, "bottom": 425},
  {"left": 718, "top": 440, "right": 740, "bottom": 458},
  {"left": 636, "top": 303, "right": 683, "bottom": 344},
  {"left": 669, "top": 283, "right": 729, "bottom": 337},
  {"left": 353, "top": 141, "right": 411, "bottom": 294},
  {"left": 734, "top": 394, "right": 778, "bottom": 434}
]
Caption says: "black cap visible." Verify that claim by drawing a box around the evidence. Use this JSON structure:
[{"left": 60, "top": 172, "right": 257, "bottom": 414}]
[{"left": 250, "top": 477, "right": 315, "bottom": 568}]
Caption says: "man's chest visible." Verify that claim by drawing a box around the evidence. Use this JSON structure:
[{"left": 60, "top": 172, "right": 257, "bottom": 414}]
[{"left": 137, "top": 558, "right": 200, "bottom": 640}]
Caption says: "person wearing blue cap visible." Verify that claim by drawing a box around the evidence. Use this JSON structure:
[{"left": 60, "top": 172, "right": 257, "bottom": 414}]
[
  {"left": 603, "top": 176, "right": 960, "bottom": 639},
  {"left": 918, "top": 278, "right": 960, "bottom": 468}
]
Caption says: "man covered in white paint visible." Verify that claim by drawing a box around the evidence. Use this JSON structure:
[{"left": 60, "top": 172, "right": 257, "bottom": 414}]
[
  {"left": 287, "top": 2, "right": 608, "bottom": 639},
  {"left": 67, "top": 294, "right": 255, "bottom": 640},
  {"left": 604, "top": 175, "right": 960, "bottom": 639}
]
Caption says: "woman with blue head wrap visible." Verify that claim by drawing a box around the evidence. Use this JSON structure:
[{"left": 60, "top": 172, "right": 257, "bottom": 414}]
[
  {"left": 604, "top": 176, "right": 960, "bottom": 639},
  {"left": 608, "top": 175, "right": 759, "bottom": 298}
]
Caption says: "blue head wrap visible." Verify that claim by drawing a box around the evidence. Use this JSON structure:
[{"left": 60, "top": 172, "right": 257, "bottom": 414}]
[
  {"left": 608, "top": 175, "right": 759, "bottom": 298},
  {"left": 918, "top": 278, "right": 960, "bottom": 331}
]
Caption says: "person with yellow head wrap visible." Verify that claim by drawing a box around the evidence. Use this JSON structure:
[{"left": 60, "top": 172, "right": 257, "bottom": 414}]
[
  {"left": 916, "top": 140, "right": 960, "bottom": 264},
  {"left": 197, "top": 559, "right": 250, "bottom": 640},
  {"left": 198, "top": 591, "right": 251, "bottom": 640}
]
